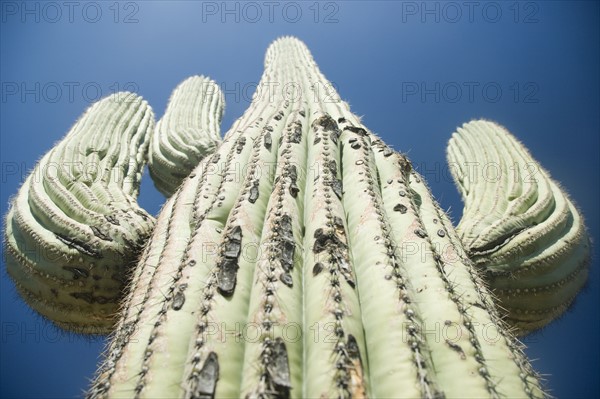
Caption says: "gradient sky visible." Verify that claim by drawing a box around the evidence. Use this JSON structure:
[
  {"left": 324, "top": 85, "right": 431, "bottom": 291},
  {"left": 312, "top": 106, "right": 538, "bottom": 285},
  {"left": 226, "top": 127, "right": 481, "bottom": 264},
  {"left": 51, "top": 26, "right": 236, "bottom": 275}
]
[{"left": 1, "top": 1, "right": 598, "bottom": 398}]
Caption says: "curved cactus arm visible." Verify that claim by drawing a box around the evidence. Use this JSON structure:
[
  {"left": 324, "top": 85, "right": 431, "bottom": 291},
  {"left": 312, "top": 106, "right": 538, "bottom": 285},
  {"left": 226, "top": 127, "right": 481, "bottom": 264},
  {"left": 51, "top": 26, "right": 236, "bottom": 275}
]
[
  {"left": 447, "top": 119, "right": 591, "bottom": 335},
  {"left": 88, "top": 38, "right": 547, "bottom": 399},
  {"left": 148, "top": 76, "right": 224, "bottom": 197},
  {"left": 3, "top": 92, "right": 155, "bottom": 334}
]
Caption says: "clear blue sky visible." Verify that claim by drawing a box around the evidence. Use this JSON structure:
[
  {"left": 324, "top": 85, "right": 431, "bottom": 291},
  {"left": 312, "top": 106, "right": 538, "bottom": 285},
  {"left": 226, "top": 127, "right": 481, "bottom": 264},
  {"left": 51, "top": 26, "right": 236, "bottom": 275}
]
[{"left": 1, "top": 1, "right": 598, "bottom": 398}]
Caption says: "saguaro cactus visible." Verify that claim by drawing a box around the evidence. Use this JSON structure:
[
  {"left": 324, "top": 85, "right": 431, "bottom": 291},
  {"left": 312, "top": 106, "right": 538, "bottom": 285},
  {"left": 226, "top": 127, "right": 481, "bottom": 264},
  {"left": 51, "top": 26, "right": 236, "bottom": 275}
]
[
  {"left": 82, "top": 37, "right": 585, "bottom": 399},
  {"left": 4, "top": 93, "right": 155, "bottom": 333},
  {"left": 4, "top": 37, "right": 590, "bottom": 398}
]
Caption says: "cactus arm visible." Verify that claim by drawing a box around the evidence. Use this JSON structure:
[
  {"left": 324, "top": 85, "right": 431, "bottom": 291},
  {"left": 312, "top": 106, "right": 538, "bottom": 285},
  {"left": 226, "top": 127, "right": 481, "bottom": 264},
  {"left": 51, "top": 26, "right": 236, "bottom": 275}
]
[
  {"left": 148, "top": 76, "right": 224, "bottom": 197},
  {"left": 4, "top": 93, "right": 155, "bottom": 333},
  {"left": 447, "top": 120, "right": 591, "bottom": 335}
]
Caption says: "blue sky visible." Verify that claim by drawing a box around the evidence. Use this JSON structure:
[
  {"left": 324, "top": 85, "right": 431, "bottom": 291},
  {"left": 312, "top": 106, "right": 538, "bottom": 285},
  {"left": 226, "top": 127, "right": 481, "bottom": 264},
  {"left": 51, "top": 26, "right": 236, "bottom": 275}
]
[{"left": 1, "top": 1, "right": 598, "bottom": 398}]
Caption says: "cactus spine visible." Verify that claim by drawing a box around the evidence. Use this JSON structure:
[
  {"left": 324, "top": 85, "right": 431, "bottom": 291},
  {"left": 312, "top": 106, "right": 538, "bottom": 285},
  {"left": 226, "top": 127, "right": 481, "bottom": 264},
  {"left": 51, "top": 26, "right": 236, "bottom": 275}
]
[
  {"left": 86, "top": 38, "right": 553, "bottom": 398},
  {"left": 3, "top": 93, "right": 155, "bottom": 333},
  {"left": 447, "top": 120, "right": 591, "bottom": 335},
  {"left": 148, "top": 76, "right": 224, "bottom": 197}
]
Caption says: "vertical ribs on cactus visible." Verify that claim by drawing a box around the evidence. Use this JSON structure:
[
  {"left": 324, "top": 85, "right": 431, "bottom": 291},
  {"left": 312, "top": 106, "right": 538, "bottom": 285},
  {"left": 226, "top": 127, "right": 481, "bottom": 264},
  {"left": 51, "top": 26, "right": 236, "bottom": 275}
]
[
  {"left": 447, "top": 120, "right": 591, "bottom": 335},
  {"left": 2, "top": 35, "right": 590, "bottom": 398},
  {"left": 148, "top": 76, "right": 225, "bottom": 197},
  {"left": 80, "top": 36, "right": 591, "bottom": 398},
  {"left": 3, "top": 93, "right": 155, "bottom": 334}
]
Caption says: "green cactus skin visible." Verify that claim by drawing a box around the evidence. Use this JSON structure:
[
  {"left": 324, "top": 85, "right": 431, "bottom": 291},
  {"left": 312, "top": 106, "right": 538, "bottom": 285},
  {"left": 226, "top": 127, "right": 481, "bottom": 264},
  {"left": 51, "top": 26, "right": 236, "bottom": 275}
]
[
  {"left": 3, "top": 93, "right": 155, "bottom": 334},
  {"left": 447, "top": 120, "right": 591, "bottom": 336},
  {"left": 87, "top": 38, "right": 546, "bottom": 399},
  {"left": 148, "top": 76, "right": 224, "bottom": 197}
]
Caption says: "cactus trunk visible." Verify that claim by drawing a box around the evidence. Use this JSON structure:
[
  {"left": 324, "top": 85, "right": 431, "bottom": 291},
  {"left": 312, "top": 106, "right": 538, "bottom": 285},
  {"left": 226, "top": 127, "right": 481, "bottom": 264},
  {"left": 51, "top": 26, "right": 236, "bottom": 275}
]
[{"left": 87, "top": 38, "right": 546, "bottom": 399}]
